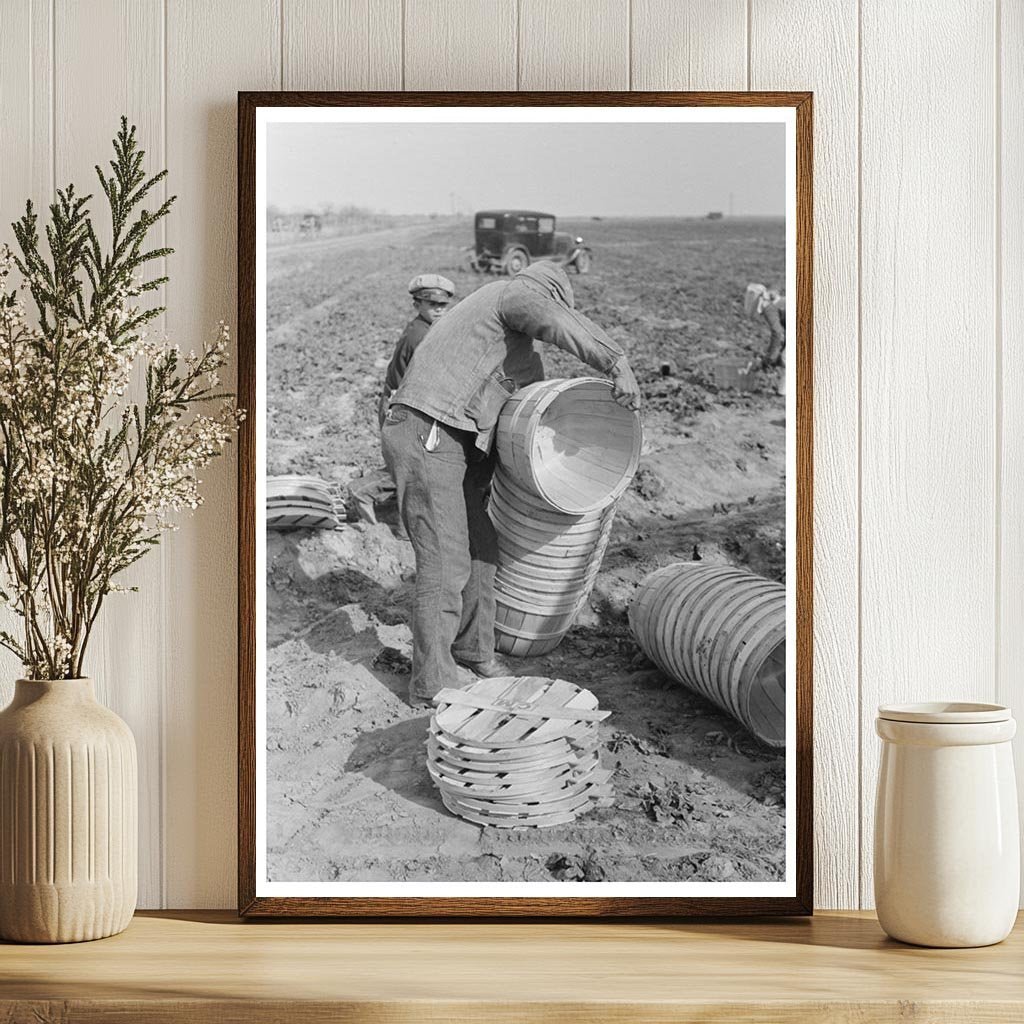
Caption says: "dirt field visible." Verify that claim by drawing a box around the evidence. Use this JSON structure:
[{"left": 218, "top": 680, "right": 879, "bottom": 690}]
[{"left": 265, "top": 217, "right": 788, "bottom": 884}]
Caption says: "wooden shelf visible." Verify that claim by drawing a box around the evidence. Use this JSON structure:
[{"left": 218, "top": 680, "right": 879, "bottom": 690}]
[{"left": 2, "top": 910, "right": 1022, "bottom": 1022}]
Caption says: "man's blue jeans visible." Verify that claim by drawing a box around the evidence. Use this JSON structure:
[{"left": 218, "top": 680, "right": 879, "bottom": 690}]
[{"left": 381, "top": 404, "right": 498, "bottom": 702}]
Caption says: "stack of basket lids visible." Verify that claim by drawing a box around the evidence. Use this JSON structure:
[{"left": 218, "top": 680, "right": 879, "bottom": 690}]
[
  {"left": 427, "top": 676, "right": 613, "bottom": 829},
  {"left": 266, "top": 475, "right": 339, "bottom": 530}
]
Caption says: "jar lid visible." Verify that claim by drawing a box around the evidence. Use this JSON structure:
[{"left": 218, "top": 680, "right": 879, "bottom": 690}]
[{"left": 877, "top": 701, "right": 1011, "bottom": 724}]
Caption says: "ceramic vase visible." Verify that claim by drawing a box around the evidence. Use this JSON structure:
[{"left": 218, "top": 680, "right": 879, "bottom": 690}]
[
  {"left": 0, "top": 678, "right": 137, "bottom": 942},
  {"left": 874, "top": 702, "right": 1020, "bottom": 948}
]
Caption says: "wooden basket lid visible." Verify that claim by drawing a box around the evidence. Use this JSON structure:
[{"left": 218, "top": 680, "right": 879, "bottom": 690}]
[{"left": 433, "top": 676, "right": 605, "bottom": 750}]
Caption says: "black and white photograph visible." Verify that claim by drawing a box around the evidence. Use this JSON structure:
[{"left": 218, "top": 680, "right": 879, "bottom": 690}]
[{"left": 246, "top": 99, "right": 806, "bottom": 909}]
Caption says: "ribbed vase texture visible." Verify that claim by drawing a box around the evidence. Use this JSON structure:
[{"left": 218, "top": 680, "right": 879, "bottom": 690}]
[{"left": 0, "top": 678, "right": 137, "bottom": 943}]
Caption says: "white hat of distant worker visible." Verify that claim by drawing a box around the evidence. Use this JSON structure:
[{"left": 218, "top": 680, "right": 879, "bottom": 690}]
[{"left": 408, "top": 273, "right": 455, "bottom": 302}]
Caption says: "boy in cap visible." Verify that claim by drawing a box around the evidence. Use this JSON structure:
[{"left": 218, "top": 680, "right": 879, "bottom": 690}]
[
  {"left": 349, "top": 274, "right": 455, "bottom": 525},
  {"left": 378, "top": 273, "right": 456, "bottom": 426}
]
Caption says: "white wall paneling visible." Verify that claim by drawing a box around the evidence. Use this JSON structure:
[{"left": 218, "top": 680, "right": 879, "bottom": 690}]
[
  {"left": 163, "top": 0, "right": 280, "bottom": 908},
  {"left": 519, "top": 0, "right": 629, "bottom": 91},
  {"left": 859, "top": 0, "right": 998, "bottom": 908},
  {"left": 404, "top": 0, "right": 517, "bottom": 91},
  {"left": 0, "top": 0, "right": 1018, "bottom": 909},
  {"left": 54, "top": 0, "right": 167, "bottom": 910},
  {"left": 750, "top": 0, "right": 860, "bottom": 910},
  {"left": 0, "top": 2, "right": 53, "bottom": 693},
  {"left": 1000, "top": 0, "right": 1024, "bottom": 900},
  {"left": 283, "top": 0, "right": 402, "bottom": 91},
  {"left": 630, "top": 0, "right": 747, "bottom": 91}
]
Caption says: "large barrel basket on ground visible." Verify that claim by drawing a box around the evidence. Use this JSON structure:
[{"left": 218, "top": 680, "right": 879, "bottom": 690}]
[
  {"left": 628, "top": 562, "right": 787, "bottom": 747},
  {"left": 491, "top": 379, "right": 642, "bottom": 657}
]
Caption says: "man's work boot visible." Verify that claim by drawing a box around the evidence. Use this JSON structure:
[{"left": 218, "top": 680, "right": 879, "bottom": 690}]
[{"left": 453, "top": 654, "right": 516, "bottom": 679}]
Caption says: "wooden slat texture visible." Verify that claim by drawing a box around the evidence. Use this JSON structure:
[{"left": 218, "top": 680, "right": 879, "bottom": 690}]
[
  {"left": 53, "top": 0, "right": 166, "bottom": 909},
  {"left": 859, "top": 0, "right": 998, "bottom": 908},
  {"left": 0, "top": 0, "right": 51, "bottom": 226},
  {"left": 750, "top": 0, "right": 859, "bottom": 909},
  {"left": 999, "top": 0, "right": 1024, "bottom": 900},
  {"left": 631, "top": 0, "right": 747, "bottom": 90},
  {"left": 2, "top": 910, "right": 1024, "bottom": 1022},
  {"left": 0, "top": 0, "right": 53, "bottom": 701},
  {"left": 283, "top": 0, "right": 401, "bottom": 90},
  {"left": 0, "top": 0, "right": 1018, "bottom": 914},
  {"left": 519, "top": 0, "right": 629, "bottom": 90},
  {"left": 404, "top": 0, "right": 517, "bottom": 91},
  {"left": 163, "top": 0, "right": 280, "bottom": 908}
]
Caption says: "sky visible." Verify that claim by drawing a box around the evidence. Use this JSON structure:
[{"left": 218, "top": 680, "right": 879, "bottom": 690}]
[{"left": 267, "top": 121, "right": 786, "bottom": 218}]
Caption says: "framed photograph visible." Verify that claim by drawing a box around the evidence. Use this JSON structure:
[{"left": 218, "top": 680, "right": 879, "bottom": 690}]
[{"left": 238, "top": 91, "right": 812, "bottom": 917}]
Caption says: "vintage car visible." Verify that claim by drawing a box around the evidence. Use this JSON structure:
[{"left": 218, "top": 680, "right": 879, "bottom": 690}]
[{"left": 465, "top": 210, "right": 592, "bottom": 275}]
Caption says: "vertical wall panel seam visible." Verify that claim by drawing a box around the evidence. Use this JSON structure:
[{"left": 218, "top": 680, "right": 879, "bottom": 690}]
[
  {"left": 159, "top": 0, "right": 169, "bottom": 909},
  {"left": 745, "top": 0, "right": 752, "bottom": 89},
  {"left": 855, "top": 0, "right": 864, "bottom": 910},
  {"left": 627, "top": 0, "right": 632, "bottom": 91},
  {"left": 994, "top": 0, "right": 1003, "bottom": 706},
  {"left": 279, "top": 0, "right": 284, "bottom": 91},
  {"left": 29, "top": 0, "right": 34, "bottom": 194},
  {"left": 515, "top": 0, "right": 521, "bottom": 91},
  {"left": 400, "top": 0, "right": 405, "bottom": 91},
  {"left": 49, "top": 0, "right": 55, "bottom": 197}
]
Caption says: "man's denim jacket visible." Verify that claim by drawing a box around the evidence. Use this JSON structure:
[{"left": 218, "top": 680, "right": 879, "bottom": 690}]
[{"left": 390, "top": 263, "right": 625, "bottom": 452}]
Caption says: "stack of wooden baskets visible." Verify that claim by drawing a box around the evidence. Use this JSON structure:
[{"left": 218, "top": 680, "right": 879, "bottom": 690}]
[
  {"left": 266, "top": 475, "right": 339, "bottom": 531},
  {"left": 427, "top": 676, "right": 613, "bottom": 828},
  {"left": 628, "top": 562, "right": 786, "bottom": 747},
  {"left": 491, "top": 378, "right": 642, "bottom": 657}
]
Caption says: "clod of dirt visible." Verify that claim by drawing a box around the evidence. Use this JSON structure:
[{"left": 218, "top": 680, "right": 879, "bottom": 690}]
[
  {"left": 635, "top": 366, "right": 711, "bottom": 426},
  {"left": 373, "top": 647, "right": 412, "bottom": 675},
  {"left": 748, "top": 763, "right": 786, "bottom": 809},
  {"left": 608, "top": 731, "right": 668, "bottom": 758},
  {"left": 703, "top": 855, "right": 737, "bottom": 881},
  {"left": 632, "top": 462, "right": 666, "bottom": 501},
  {"left": 637, "top": 778, "right": 713, "bottom": 826},
  {"left": 546, "top": 852, "right": 607, "bottom": 882}
]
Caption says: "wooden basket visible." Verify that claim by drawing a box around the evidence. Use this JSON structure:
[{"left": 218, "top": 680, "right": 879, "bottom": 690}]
[
  {"left": 628, "top": 563, "right": 786, "bottom": 747},
  {"left": 427, "top": 676, "right": 613, "bottom": 828},
  {"left": 491, "top": 473, "right": 616, "bottom": 657},
  {"left": 495, "top": 378, "right": 642, "bottom": 514},
  {"left": 266, "top": 475, "right": 339, "bottom": 530}
]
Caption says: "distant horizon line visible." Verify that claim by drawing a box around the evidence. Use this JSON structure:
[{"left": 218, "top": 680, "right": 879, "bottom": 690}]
[{"left": 267, "top": 209, "right": 786, "bottom": 220}]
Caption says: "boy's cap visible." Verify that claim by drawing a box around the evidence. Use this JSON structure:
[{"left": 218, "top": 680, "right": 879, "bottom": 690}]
[{"left": 408, "top": 273, "right": 455, "bottom": 300}]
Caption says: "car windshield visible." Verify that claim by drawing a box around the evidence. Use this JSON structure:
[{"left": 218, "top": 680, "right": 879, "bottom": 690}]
[
  {"left": 478, "top": 216, "right": 496, "bottom": 229},
  {"left": 538, "top": 217, "right": 555, "bottom": 233}
]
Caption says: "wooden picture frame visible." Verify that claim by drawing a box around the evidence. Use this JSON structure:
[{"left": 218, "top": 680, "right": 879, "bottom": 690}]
[{"left": 238, "top": 91, "right": 813, "bottom": 917}]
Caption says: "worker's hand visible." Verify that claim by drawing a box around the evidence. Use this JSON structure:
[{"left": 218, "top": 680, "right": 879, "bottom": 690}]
[{"left": 610, "top": 360, "right": 642, "bottom": 411}]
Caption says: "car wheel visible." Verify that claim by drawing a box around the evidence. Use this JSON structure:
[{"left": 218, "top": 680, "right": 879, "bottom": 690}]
[
  {"left": 503, "top": 248, "right": 529, "bottom": 276},
  {"left": 574, "top": 251, "right": 591, "bottom": 274}
]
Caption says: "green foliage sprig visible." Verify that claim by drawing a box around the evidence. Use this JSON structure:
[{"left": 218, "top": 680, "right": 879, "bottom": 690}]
[{"left": 0, "top": 117, "right": 242, "bottom": 679}]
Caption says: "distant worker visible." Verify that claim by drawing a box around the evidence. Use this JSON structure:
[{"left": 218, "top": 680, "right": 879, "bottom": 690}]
[
  {"left": 744, "top": 282, "right": 786, "bottom": 396},
  {"left": 349, "top": 274, "right": 455, "bottom": 525},
  {"left": 381, "top": 262, "right": 641, "bottom": 706},
  {"left": 744, "top": 282, "right": 786, "bottom": 368}
]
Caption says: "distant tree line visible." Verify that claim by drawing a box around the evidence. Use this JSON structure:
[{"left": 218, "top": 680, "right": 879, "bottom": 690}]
[{"left": 266, "top": 203, "right": 460, "bottom": 243}]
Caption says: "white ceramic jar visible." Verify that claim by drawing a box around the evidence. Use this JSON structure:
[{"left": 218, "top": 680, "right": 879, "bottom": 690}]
[{"left": 874, "top": 702, "right": 1019, "bottom": 947}]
